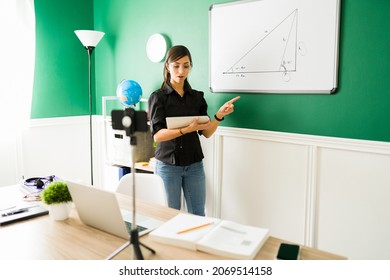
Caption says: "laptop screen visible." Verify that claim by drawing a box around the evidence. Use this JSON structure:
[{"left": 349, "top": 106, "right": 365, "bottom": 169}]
[{"left": 66, "top": 180, "right": 163, "bottom": 239}]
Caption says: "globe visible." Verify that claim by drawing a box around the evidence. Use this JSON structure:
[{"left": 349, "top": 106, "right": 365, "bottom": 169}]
[{"left": 116, "top": 79, "right": 142, "bottom": 107}]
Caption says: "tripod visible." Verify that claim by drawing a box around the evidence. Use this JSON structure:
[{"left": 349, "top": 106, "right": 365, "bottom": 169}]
[{"left": 106, "top": 135, "right": 155, "bottom": 260}]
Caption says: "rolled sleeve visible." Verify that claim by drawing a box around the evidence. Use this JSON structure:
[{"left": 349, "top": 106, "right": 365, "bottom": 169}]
[{"left": 148, "top": 91, "right": 167, "bottom": 136}]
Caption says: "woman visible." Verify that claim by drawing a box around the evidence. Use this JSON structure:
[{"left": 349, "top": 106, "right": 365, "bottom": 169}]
[{"left": 148, "top": 45, "right": 240, "bottom": 216}]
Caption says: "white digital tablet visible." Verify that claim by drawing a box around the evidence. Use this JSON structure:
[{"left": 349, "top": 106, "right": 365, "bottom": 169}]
[{"left": 166, "top": 116, "right": 210, "bottom": 129}]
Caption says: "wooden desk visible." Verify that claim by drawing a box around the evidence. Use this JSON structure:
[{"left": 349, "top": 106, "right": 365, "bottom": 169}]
[
  {"left": 134, "top": 162, "right": 154, "bottom": 173},
  {"left": 0, "top": 185, "right": 345, "bottom": 260}
]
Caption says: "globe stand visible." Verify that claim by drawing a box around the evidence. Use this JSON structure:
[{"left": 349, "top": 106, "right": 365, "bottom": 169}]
[{"left": 107, "top": 108, "right": 155, "bottom": 260}]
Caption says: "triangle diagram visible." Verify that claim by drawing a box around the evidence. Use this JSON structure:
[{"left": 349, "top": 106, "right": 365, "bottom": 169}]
[{"left": 224, "top": 9, "right": 298, "bottom": 75}]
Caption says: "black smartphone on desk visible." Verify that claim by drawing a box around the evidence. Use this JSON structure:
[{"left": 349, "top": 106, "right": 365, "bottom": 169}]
[{"left": 277, "top": 243, "right": 300, "bottom": 260}]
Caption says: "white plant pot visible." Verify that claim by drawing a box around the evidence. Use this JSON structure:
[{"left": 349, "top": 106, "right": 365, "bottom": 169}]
[{"left": 49, "top": 203, "right": 72, "bottom": 221}]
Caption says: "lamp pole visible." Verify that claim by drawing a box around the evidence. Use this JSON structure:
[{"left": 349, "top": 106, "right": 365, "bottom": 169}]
[
  {"left": 75, "top": 30, "right": 105, "bottom": 186},
  {"left": 87, "top": 46, "right": 94, "bottom": 186}
]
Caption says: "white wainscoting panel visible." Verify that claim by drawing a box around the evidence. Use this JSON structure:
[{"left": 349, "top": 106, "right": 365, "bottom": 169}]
[
  {"left": 22, "top": 116, "right": 92, "bottom": 185},
  {"left": 316, "top": 147, "right": 390, "bottom": 259},
  {"left": 218, "top": 136, "right": 309, "bottom": 245},
  {"left": 213, "top": 127, "right": 390, "bottom": 259}
]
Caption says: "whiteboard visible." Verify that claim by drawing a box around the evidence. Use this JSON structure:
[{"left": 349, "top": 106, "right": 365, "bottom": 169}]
[{"left": 209, "top": 0, "right": 341, "bottom": 94}]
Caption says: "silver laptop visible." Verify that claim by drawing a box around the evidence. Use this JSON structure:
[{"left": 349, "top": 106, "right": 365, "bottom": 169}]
[{"left": 66, "top": 180, "right": 163, "bottom": 239}]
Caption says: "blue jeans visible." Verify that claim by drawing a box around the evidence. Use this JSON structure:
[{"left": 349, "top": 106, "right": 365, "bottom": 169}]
[{"left": 155, "top": 159, "right": 206, "bottom": 216}]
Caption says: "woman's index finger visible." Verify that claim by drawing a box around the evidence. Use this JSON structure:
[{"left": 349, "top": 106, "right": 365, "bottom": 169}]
[{"left": 227, "top": 96, "right": 241, "bottom": 104}]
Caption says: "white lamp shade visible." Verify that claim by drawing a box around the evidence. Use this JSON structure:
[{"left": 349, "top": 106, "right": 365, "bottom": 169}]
[{"left": 74, "top": 30, "right": 105, "bottom": 47}]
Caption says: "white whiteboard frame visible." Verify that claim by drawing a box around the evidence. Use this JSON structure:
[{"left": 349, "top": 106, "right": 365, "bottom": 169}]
[{"left": 209, "top": 0, "right": 341, "bottom": 94}]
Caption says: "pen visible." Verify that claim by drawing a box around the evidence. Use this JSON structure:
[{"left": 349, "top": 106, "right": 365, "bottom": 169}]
[
  {"left": 1, "top": 208, "right": 29, "bottom": 217},
  {"left": 177, "top": 222, "right": 214, "bottom": 234}
]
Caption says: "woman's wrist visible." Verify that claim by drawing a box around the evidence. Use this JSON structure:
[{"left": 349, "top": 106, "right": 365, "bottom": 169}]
[
  {"left": 214, "top": 114, "right": 224, "bottom": 122},
  {"left": 179, "top": 128, "right": 184, "bottom": 135}
]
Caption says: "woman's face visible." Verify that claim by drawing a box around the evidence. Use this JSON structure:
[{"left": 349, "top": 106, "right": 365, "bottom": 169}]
[{"left": 167, "top": 55, "right": 191, "bottom": 85}]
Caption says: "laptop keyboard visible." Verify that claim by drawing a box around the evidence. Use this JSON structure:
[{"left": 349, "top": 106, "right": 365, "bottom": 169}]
[{"left": 124, "top": 221, "right": 147, "bottom": 234}]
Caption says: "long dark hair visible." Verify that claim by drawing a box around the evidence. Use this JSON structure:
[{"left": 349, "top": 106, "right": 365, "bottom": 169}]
[{"left": 161, "top": 45, "right": 193, "bottom": 90}]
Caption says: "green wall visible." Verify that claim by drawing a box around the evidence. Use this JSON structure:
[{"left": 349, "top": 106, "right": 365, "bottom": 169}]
[
  {"left": 32, "top": 0, "right": 94, "bottom": 118},
  {"left": 32, "top": 0, "right": 390, "bottom": 142}
]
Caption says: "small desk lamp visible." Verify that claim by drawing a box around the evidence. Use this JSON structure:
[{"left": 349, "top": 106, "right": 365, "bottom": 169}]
[{"left": 74, "top": 30, "right": 105, "bottom": 186}]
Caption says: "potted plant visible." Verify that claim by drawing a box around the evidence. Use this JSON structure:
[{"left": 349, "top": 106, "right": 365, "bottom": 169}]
[{"left": 41, "top": 181, "right": 72, "bottom": 220}]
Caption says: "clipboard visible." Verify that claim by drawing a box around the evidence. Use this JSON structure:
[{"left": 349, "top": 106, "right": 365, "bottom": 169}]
[{"left": 166, "top": 116, "right": 209, "bottom": 129}]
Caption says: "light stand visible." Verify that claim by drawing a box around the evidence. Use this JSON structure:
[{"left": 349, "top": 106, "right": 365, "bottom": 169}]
[
  {"left": 107, "top": 108, "right": 155, "bottom": 260},
  {"left": 74, "top": 30, "right": 105, "bottom": 186},
  {"left": 129, "top": 136, "right": 156, "bottom": 259}
]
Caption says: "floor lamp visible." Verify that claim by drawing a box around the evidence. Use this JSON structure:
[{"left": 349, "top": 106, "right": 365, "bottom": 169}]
[{"left": 74, "top": 30, "right": 105, "bottom": 186}]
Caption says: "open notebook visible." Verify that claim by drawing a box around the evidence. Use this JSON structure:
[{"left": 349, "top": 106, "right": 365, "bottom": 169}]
[{"left": 149, "top": 213, "right": 269, "bottom": 259}]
